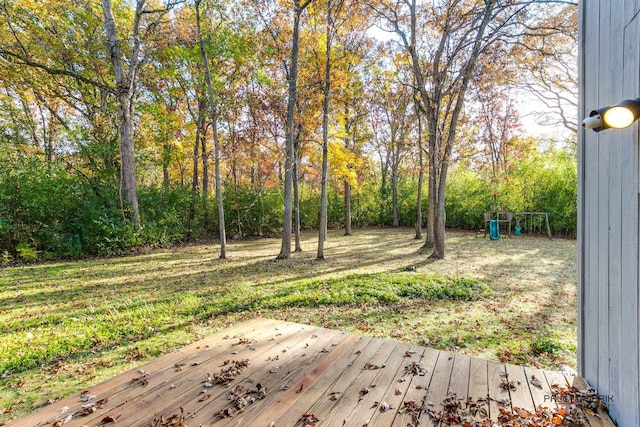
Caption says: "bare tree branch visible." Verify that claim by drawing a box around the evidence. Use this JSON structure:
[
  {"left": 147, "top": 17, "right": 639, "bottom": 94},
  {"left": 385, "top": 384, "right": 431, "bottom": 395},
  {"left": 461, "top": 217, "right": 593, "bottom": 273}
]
[{"left": 0, "top": 47, "right": 115, "bottom": 93}]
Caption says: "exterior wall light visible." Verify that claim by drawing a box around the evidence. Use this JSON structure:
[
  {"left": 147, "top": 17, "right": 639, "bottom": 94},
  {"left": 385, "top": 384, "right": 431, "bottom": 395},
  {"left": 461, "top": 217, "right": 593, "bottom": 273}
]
[{"left": 582, "top": 98, "right": 640, "bottom": 132}]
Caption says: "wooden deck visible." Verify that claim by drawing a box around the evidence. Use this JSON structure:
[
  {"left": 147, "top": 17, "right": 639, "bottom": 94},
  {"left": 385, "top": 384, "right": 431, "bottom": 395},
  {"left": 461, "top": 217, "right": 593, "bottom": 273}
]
[{"left": 9, "top": 318, "right": 615, "bottom": 427}]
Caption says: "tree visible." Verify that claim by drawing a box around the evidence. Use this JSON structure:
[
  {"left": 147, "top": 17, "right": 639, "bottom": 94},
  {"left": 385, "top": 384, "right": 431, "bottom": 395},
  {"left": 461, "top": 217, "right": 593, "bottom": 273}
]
[
  {"left": 293, "top": 114, "right": 304, "bottom": 251},
  {"left": 336, "top": 65, "right": 370, "bottom": 236},
  {"left": 413, "top": 88, "right": 424, "bottom": 239},
  {"left": 369, "top": 65, "right": 413, "bottom": 227},
  {"left": 276, "top": 0, "right": 314, "bottom": 260},
  {"left": 195, "top": 0, "right": 227, "bottom": 258},
  {"left": 327, "top": 0, "right": 372, "bottom": 237},
  {"left": 374, "top": 0, "right": 549, "bottom": 258},
  {"left": 316, "top": 0, "right": 345, "bottom": 259},
  {"left": 102, "top": 0, "right": 186, "bottom": 226},
  {"left": 1, "top": 0, "right": 182, "bottom": 227},
  {"left": 0, "top": 0, "right": 120, "bottom": 202},
  {"left": 101, "top": 0, "right": 143, "bottom": 227},
  {"left": 471, "top": 83, "right": 524, "bottom": 182}
]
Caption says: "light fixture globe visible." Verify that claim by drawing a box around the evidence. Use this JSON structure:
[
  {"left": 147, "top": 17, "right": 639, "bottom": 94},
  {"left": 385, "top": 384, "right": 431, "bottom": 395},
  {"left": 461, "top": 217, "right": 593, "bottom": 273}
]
[
  {"left": 583, "top": 97, "right": 640, "bottom": 132},
  {"left": 602, "top": 98, "right": 640, "bottom": 129},
  {"left": 603, "top": 107, "right": 635, "bottom": 128}
]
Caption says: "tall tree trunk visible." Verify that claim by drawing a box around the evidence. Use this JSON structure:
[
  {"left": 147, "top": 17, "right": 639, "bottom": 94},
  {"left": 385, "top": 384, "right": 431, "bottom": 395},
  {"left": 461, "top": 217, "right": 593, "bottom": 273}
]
[
  {"left": 380, "top": 166, "right": 388, "bottom": 223},
  {"left": 232, "top": 159, "right": 242, "bottom": 237},
  {"left": 317, "top": 0, "right": 333, "bottom": 260},
  {"left": 431, "top": 160, "right": 448, "bottom": 258},
  {"left": 344, "top": 180, "right": 352, "bottom": 236},
  {"left": 192, "top": 101, "right": 203, "bottom": 195},
  {"left": 201, "top": 118, "right": 210, "bottom": 228},
  {"left": 162, "top": 142, "right": 170, "bottom": 191},
  {"left": 189, "top": 102, "right": 202, "bottom": 229},
  {"left": 415, "top": 105, "right": 423, "bottom": 240},
  {"left": 391, "top": 167, "right": 399, "bottom": 227},
  {"left": 201, "top": 125, "right": 209, "bottom": 196},
  {"left": 422, "top": 130, "right": 437, "bottom": 251},
  {"left": 196, "top": 0, "right": 226, "bottom": 259},
  {"left": 277, "top": 0, "right": 311, "bottom": 259},
  {"left": 293, "top": 122, "right": 302, "bottom": 252},
  {"left": 100, "top": 0, "right": 140, "bottom": 228}
]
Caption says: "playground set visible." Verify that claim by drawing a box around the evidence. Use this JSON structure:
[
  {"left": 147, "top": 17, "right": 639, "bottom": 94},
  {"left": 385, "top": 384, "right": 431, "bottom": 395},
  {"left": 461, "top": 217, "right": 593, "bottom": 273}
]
[{"left": 483, "top": 209, "right": 552, "bottom": 240}]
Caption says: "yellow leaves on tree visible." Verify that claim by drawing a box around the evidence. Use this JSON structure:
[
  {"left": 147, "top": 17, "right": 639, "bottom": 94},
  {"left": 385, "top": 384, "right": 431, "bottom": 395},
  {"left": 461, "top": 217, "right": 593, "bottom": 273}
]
[{"left": 327, "top": 139, "right": 362, "bottom": 190}]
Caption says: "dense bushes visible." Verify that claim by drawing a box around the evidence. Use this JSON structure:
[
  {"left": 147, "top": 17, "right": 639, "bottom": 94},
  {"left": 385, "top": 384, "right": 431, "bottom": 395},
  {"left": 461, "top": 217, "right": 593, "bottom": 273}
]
[
  {"left": 445, "top": 148, "right": 578, "bottom": 235},
  {"left": 0, "top": 147, "right": 577, "bottom": 260}
]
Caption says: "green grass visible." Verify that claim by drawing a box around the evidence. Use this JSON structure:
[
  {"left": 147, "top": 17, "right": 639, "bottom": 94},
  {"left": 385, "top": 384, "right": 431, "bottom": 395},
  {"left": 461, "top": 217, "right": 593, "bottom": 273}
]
[
  {"left": 0, "top": 273, "right": 489, "bottom": 376},
  {"left": 0, "top": 229, "right": 577, "bottom": 424}
]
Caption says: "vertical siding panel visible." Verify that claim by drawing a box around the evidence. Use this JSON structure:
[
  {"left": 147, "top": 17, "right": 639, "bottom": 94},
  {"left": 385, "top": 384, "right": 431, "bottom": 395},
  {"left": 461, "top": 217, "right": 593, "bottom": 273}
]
[
  {"left": 620, "top": 13, "right": 640, "bottom": 426},
  {"left": 576, "top": 0, "right": 587, "bottom": 376},
  {"left": 606, "top": 1, "right": 624, "bottom": 419},
  {"left": 596, "top": 1, "right": 611, "bottom": 397},
  {"left": 581, "top": 0, "right": 600, "bottom": 385}
]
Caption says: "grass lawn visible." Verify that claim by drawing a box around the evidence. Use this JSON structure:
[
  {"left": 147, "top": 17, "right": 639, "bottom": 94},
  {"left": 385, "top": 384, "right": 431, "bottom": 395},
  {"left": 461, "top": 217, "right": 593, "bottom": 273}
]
[{"left": 0, "top": 228, "right": 577, "bottom": 424}]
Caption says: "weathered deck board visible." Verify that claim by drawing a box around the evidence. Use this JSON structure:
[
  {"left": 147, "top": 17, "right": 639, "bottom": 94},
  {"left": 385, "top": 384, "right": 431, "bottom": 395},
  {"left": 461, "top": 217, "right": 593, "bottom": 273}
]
[
  {"left": 418, "top": 350, "right": 454, "bottom": 426},
  {"left": 448, "top": 352, "right": 472, "bottom": 399},
  {"left": 524, "top": 366, "right": 555, "bottom": 410},
  {"left": 487, "top": 359, "right": 510, "bottom": 420},
  {"left": 7, "top": 318, "right": 615, "bottom": 427},
  {"left": 467, "top": 356, "right": 490, "bottom": 422},
  {"left": 505, "top": 364, "right": 535, "bottom": 415}
]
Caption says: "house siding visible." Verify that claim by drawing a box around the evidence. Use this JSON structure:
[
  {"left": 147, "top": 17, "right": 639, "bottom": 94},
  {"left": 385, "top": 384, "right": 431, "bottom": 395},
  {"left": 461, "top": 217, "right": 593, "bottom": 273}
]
[{"left": 579, "top": 2, "right": 640, "bottom": 426}]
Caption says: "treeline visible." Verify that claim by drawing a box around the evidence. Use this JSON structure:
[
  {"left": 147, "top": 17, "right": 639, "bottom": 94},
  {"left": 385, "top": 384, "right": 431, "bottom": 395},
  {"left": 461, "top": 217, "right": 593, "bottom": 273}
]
[
  {"left": 0, "top": 144, "right": 575, "bottom": 262},
  {"left": 0, "top": 0, "right": 578, "bottom": 261}
]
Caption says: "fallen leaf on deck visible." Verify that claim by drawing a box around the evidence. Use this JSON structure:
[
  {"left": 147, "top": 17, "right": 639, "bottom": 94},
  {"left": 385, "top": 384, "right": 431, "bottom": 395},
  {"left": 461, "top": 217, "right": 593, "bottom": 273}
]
[
  {"left": 404, "top": 361, "right": 426, "bottom": 376},
  {"left": 530, "top": 375, "right": 544, "bottom": 389},
  {"left": 500, "top": 377, "right": 517, "bottom": 391},
  {"left": 209, "top": 359, "right": 250, "bottom": 384},
  {"left": 299, "top": 413, "right": 319, "bottom": 426},
  {"left": 150, "top": 407, "right": 189, "bottom": 426},
  {"left": 363, "top": 362, "right": 385, "bottom": 370}
]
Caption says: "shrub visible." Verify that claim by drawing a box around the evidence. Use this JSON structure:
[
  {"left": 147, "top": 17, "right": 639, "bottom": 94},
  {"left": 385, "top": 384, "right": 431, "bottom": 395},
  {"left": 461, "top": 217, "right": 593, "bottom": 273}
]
[
  {"left": 0, "top": 142, "right": 577, "bottom": 260},
  {"left": 225, "top": 187, "right": 284, "bottom": 237},
  {"left": 443, "top": 146, "right": 577, "bottom": 235},
  {"left": 16, "top": 243, "right": 38, "bottom": 263},
  {"left": 530, "top": 335, "right": 562, "bottom": 356},
  {"left": 445, "top": 168, "right": 494, "bottom": 230}
]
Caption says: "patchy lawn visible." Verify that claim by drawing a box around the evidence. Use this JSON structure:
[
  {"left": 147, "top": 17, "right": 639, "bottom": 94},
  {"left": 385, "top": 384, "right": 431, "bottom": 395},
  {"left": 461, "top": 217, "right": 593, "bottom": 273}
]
[{"left": 0, "top": 228, "right": 577, "bottom": 423}]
